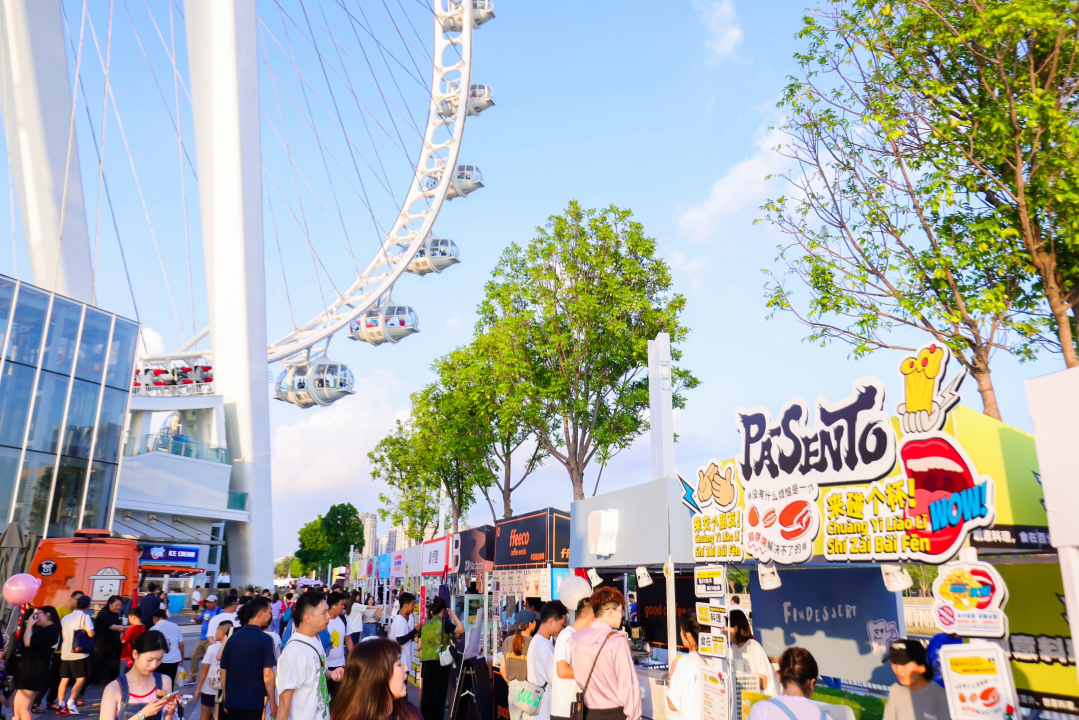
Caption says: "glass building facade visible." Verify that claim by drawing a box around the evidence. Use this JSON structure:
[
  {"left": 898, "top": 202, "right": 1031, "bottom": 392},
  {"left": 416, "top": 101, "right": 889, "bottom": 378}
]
[{"left": 0, "top": 273, "right": 138, "bottom": 538}]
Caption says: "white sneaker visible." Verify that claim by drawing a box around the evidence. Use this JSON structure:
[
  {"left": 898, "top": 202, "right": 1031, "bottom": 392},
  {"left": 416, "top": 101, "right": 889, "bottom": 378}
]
[{"left": 66, "top": 702, "right": 80, "bottom": 715}]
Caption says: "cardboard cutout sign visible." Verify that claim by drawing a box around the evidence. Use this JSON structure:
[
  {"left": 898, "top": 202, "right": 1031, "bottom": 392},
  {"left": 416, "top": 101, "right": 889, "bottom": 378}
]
[
  {"left": 940, "top": 643, "right": 1019, "bottom": 720},
  {"left": 932, "top": 561, "right": 1009, "bottom": 638}
]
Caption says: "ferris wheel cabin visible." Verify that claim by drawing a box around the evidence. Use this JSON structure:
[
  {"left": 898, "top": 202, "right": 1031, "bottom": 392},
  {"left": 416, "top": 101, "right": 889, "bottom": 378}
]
[
  {"left": 438, "top": 85, "right": 495, "bottom": 117},
  {"left": 442, "top": 0, "right": 495, "bottom": 32},
  {"left": 446, "top": 165, "right": 483, "bottom": 199},
  {"left": 349, "top": 304, "right": 420, "bottom": 346},
  {"left": 407, "top": 237, "right": 460, "bottom": 276},
  {"left": 274, "top": 357, "right": 356, "bottom": 409}
]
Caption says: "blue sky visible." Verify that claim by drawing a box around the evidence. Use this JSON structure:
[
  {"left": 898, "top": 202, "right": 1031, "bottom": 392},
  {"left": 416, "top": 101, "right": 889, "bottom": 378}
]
[{"left": 0, "top": 0, "right": 1066, "bottom": 558}]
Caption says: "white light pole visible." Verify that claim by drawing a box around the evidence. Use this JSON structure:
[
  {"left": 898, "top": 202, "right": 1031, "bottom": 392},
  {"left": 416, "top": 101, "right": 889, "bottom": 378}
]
[{"left": 648, "top": 332, "right": 678, "bottom": 660}]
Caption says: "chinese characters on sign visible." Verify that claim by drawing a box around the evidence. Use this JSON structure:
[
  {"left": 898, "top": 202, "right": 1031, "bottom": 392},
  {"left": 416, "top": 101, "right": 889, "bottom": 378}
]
[
  {"left": 687, "top": 462, "right": 744, "bottom": 562},
  {"left": 932, "top": 561, "right": 1009, "bottom": 638},
  {"left": 940, "top": 644, "right": 1019, "bottom": 720}
]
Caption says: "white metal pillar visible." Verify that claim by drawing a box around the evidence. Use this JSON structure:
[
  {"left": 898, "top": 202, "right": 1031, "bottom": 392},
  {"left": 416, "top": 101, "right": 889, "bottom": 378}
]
[
  {"left": 0, "top": 0, "right": 93, "bottom": 302},
  {"left": 648, "top": 332, "right": 678, "bottom": 660},
  {"left": 1026, "top": 366, "right": 1079, "bottom": 684},
  {"left": 185, "top": 0, "right": 272, "bottom": 587}
]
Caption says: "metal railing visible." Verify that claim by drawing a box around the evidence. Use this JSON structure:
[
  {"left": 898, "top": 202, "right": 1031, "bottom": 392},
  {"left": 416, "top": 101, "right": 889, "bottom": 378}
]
[
  {"left": 124, "top": 431, "right": 230, "bottom": 464},
  {"left": 132, "top": 381, "right": 215, "bottom": 397},
  {"left": 228, "top": 491, "right": 249, "bottom": 511}
]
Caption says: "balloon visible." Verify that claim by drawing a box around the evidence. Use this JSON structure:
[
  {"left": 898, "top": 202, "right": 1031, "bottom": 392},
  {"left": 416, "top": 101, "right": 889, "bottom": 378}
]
[{"left": 3, "top": 573, "right": 41, "bottom": 605}]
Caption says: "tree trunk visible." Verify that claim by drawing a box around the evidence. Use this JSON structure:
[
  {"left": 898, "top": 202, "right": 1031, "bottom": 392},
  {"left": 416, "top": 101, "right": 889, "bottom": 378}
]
[
  {"left": 971, "top": 347, "right": 1002, "bottom": 421},
  {"left": 452, "top": 504, "right": 460, "bottom": 534},
  {"left": 569, "top": 463, "right": 585, "bottom": 501},
  {"left": 503, "top": 460, "right": 514, "bottom": 518}
]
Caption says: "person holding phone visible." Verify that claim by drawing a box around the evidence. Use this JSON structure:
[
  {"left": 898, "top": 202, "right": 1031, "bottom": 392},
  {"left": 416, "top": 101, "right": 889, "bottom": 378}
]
[
  {"left": 99, "top": 631, "right": 179, "bottom": 720},
  {"left": 14, "top": 607, "right": 61, "bottom": 720}
]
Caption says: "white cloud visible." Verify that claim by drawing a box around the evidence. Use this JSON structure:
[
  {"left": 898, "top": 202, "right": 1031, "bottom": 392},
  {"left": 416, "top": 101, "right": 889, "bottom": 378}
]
[
  {"left": 137, "top": 326, "right": 166, "bottom": 356},
  {"left": 270, "top": 369, "right": 407, "bottom": 556},
  {"left": 693, "top": 0, "right": 743, "bottom": 59},
  {"left": 675, "top": 126, "right": 788, "bottom": 242}
]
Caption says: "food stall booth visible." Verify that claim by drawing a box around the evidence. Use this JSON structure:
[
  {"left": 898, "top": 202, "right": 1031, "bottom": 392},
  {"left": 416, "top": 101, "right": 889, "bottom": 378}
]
[{"left": 449, "top": 526, "right": 498, "bottom": 660}]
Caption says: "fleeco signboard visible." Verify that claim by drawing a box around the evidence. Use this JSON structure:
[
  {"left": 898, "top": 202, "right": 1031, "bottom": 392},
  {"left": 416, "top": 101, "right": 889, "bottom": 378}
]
[
  {"left": 422, "top": 536, "right": 449, "bottom": 576},
  {"left": 494, "top": 508, "right": 571, "bottom": 568},
  {"left": 139, "top": 545, "right": 199, "bottom": 566}
]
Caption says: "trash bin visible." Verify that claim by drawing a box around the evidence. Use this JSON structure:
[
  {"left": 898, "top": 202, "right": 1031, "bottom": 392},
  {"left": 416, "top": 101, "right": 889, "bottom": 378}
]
[{"left": 168, "top": 592, "right": 187, "bottom": 614}]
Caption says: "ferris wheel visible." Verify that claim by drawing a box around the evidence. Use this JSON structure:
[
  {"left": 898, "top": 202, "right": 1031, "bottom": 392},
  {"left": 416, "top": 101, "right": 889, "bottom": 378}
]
[{"left": 135, "top": 0, "right": 496, "bottom": 410}]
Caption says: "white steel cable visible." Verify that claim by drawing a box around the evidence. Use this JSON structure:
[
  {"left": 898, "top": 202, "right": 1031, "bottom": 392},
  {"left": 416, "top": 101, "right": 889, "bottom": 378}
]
[
  {"left": 169, "top": 1, "right": 196, "bottom": 339},
  {"left": 265, "top": 184, "right": 299, "bottom": 333},
  {"left": 63, "top": 9, "right": 140, "bottom": 322},
  {"left": 141, "top": 0, "right": 192, "bottom": 104},
  {"left": 120, "top": 0, "right": 198, "bottom": 180},
  {"left": 54, "top": 0, "right": 89, "bottom": 293},
  {"left": 86, "top": 8, "right": 186, "bottom": 340},
  {"left": 257, "top": 45, "right": 404, "bottom": 203},
  {"left": 91, "top": 0, "right": 115, "bottom": 306},
  {"left": 278, "top": 7, "right": 360, "bottom": 272}
]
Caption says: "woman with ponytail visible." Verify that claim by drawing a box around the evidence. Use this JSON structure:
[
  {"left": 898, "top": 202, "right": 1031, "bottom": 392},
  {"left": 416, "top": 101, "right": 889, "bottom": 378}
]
[{"left": 747, "top": 647, "right": 824, "bottom": 720}]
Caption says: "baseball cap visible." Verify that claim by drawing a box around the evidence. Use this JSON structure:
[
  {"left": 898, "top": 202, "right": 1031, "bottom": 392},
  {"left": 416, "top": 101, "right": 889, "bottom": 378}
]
[
  {"left": 206, "top": 594, "right": 218, "bottom": 603},
  {"left": 883, "top": 638, "right": 927, "bottom": 666},
  {"left": 513, "top": 609, "right": 539, "bottom": 628}
]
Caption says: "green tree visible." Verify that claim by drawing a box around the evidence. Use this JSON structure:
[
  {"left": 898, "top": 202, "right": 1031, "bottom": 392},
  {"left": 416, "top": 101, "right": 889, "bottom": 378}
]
[
  {"left": 322, "top": 503, "right": 365, "bottom": 564},
  {"left": 369, "top": 420, "right": 440, "bottom": 543},
  {"left": 866, "top": 0, "right": 1079, "bottom": 367},
  {"left": 478, "top": 202, "right": 699, "bottom": 500},
  {"left": 907, "top": 564, "right": 938, "bottom": 598},
  {"left": 289, "top": 557, "right": 304, "bottom": 578},
  {"left": 762, "top": 0, "right": 1047, "bottom": 419},
  {"left": 274, "top": 554, "right": 296, "bottom": 578},
  {"left": 411, "top": 380, "right": 494, "bottom": 534},
  {"left": 433, "top": 342, "right": 545, "bottom": 521},
  {"left": 295, "top": 516, "right": 331, "bottom": 574}
]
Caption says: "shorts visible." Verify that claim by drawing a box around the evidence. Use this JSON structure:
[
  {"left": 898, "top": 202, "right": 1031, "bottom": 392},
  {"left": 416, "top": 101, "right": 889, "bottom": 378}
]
[
  {"left": 59, "top": 659, "right": 87, "bottom": 680},
  {"left": 201, "top": 693, "right": 218, "bottom": 708}
]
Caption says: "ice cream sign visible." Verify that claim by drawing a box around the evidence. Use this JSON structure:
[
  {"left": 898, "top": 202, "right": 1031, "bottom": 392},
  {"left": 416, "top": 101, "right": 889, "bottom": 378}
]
[{"left": 683, "top": 343, "right": 996, "bottom": 565}]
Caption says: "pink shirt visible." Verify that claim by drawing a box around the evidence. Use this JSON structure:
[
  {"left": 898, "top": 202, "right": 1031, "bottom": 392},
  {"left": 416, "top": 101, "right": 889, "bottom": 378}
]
[{"left": 568, "top": 622, "right": 641, "bottom": 720}]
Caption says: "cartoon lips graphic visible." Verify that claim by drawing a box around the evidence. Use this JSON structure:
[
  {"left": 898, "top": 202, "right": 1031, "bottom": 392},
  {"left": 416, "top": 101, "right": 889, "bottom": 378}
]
[
  {"left": 748, "top": 506, "right": 760, "bottom": 527},
  {"left": 980, "top": 688, "right": 1000, "bottom": 707},
  {"left": 762, "top": 509, "right": 777, "bottom": 528},
  {"left": 902, "top": 435, "right": 975, "bottom": 556},
  {"left": 778, "top": 500, "right": 813, "bottom": 540}
]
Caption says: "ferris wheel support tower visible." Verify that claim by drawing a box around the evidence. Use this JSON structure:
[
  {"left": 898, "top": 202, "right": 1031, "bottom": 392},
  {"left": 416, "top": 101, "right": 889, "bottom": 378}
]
[
  {"left": 0, "top": 0, "right": 94, "bottom": 303},
  {"left": 185, "top": 0, "right": 273, "bottom": 587}
]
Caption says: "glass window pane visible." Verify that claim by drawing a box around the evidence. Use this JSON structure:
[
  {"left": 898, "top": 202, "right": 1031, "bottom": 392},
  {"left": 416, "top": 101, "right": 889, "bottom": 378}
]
[
  {"left": 41, "top": 297, "right": 82, "bottom": 376},
  {"left": 25, "top": 371, "right": 69, "bottom": 454},
  {"left": 80, "top": 461, "right": 115, "bottom": 531},
  {"left": 75, "top": 309, "right": 111, "bottom": 383},
  {"left": 62, "top": 380, "right": 100, "bottom": 459},
  {"left": 0, "top": 276, "right": 16, "bottom": 342},
  {"left": 105, "top": 319, "right": 138, "bottom": 389},
  {"left": 13, "top": 450, "right": 55, "bottom": 535},
  {"left": 47, "top": 456, "right": 87, "bottom": 538},
  {"left": 93, "top": 387, "right": 129, "bottom": 463},
  {"left": 6, "top": 285, "right": 50, "bottom": 367},
  {"left": 0, "top": 446, "right": 21, "bottom": 524},
  {"left": 0, "top": 361, "right": 35, "bottom": 448}
]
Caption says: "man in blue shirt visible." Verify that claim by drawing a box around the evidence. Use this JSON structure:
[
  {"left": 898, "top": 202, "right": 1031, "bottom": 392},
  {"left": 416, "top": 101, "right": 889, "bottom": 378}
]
[
  {"left": 220, "top": 597, "right": 277, "bottom": 720},
  {"left": 138, "top": 583, "right": 163, "bottom": 625}
]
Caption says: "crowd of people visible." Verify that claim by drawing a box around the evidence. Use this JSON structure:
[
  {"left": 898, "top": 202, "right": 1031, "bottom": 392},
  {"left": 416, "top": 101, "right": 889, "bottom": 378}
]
[{"left": 4, "top": 582, "right": 950, "bottom": 720}]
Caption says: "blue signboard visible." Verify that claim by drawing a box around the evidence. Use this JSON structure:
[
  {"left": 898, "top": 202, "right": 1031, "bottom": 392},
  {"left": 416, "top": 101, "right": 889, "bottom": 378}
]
[
  {"left": 140, "top": 544, "right": 199, "bottom": 566},
  {"left": 750, "top": 566, "right": 904, "bottom": 685},
  {"left": 378, "top": 554, "right": 391, "bottom": 579}
]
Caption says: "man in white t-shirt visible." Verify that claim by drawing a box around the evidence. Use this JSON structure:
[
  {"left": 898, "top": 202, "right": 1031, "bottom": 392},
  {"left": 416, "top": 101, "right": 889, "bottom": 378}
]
[
  {"left": 552, "top": 599, "right": 593, "bottom": 720},
  {"left": 152, "top": 609, "right": 186, "bottom": 685},
  {"left": 207, "top": 595, "right": 239, "bottom": 639},
  {"left": 324, "top": 592, "right": 349, "bottom": 698},
  {"left": 195, "top": 620, "right": 233, "bottom": 720},
  {"left": 389, "top": 592, "right": 417, "bottom": 677},
  {"left": 57, "top": 595, "right": 95, "bottom": 714},
  {"left": 276, "top": 592, "right": 343, "bottom": 720},
  {"left": 526, "top": 601, "right": 567, "bottom": 720},
  {"left": 191, "top": 586, "right": 203, "bottom": 617}
]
